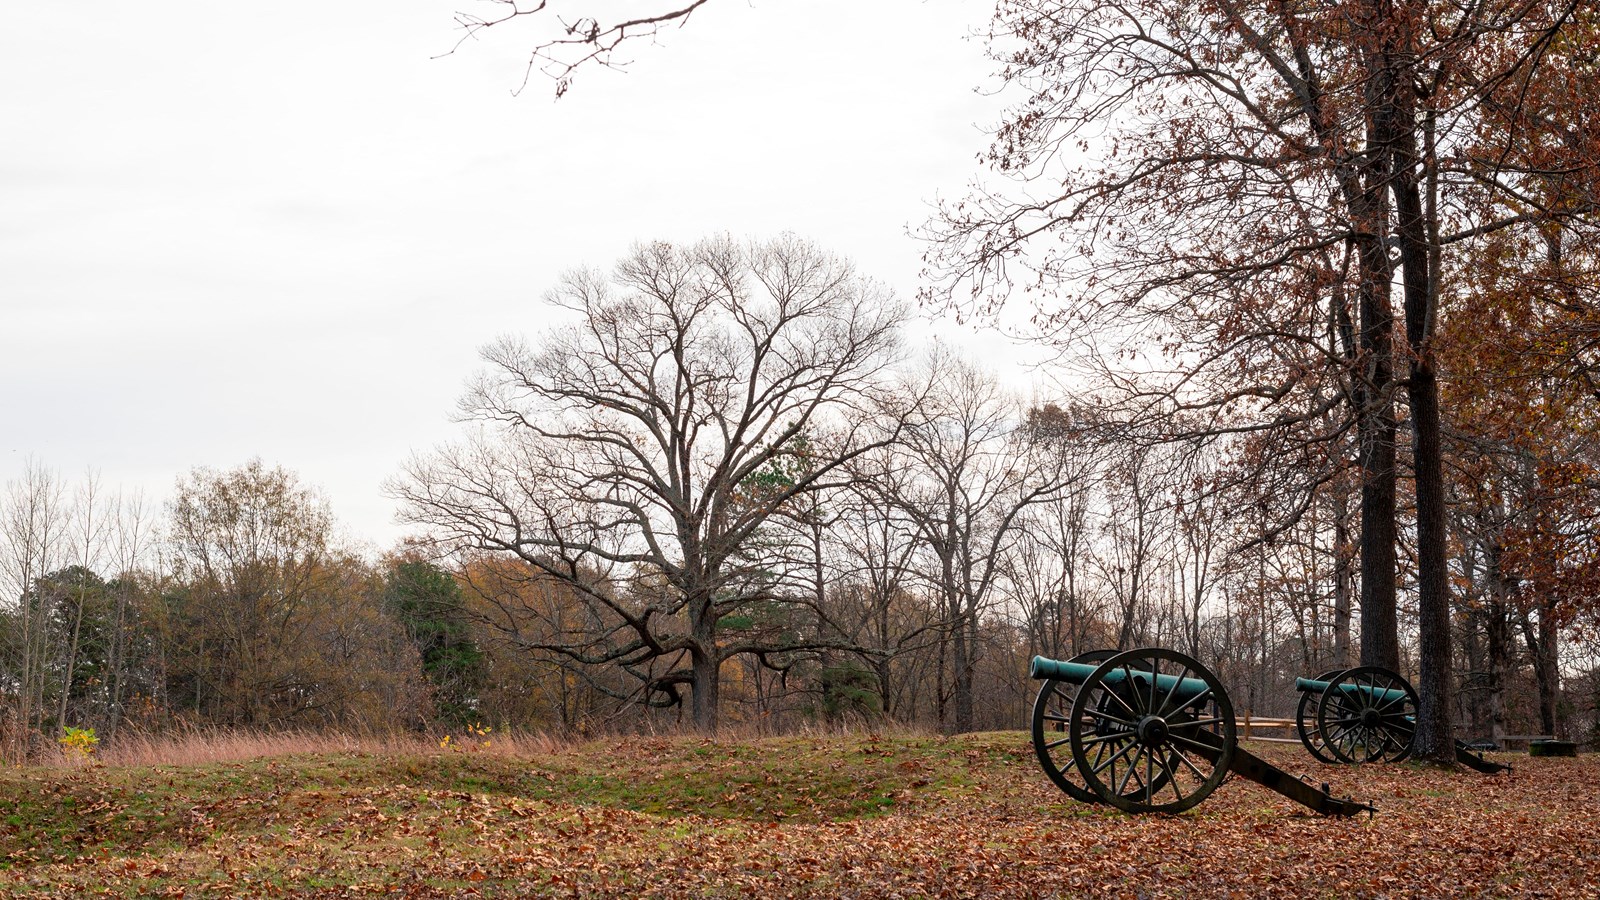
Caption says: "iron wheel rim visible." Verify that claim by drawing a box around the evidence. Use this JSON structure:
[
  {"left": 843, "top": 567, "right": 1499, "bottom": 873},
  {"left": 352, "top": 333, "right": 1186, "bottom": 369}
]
[
  {"left": 1067, "top": 647, "right": 1235, "bottom": 814},
  {"left": 1315, "top": 665, "right": 1418, "bottom": 764},
  {"left": 1296, "top": 669, "right": 1347, "bottom": 764},
  {"left": 1031, "top": 649, "right": 1119, "bottom": 803}
]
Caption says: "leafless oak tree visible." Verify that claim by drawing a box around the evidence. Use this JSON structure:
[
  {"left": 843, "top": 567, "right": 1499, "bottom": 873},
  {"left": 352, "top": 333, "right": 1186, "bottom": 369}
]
[{"left": 393, "top": 235, "right": 906, "bottom": 731}]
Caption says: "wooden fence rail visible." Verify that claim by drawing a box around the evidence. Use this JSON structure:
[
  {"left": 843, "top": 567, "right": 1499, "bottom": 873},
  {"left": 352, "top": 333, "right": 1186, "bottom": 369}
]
[{"left": 1240, "top": 713, "right": 1302, "bottom": 745}]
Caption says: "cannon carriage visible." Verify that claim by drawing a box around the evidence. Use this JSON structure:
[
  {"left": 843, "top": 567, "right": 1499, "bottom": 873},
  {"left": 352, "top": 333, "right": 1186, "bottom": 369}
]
[
  {"left": 1292, "top": 666, "right": 1509, "bottom": 774},
  {"left": 1029, "top": 647, "right": 1374, "bottom": 816}
]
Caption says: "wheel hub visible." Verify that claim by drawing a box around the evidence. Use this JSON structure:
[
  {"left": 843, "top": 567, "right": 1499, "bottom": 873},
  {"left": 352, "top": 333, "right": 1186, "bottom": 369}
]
[
  {"left": 1360, "top": 707, "right": 1383, "bottom": 728},
  {"left": 1136, "top": 714, "right": 1170, "bottom": 746}
]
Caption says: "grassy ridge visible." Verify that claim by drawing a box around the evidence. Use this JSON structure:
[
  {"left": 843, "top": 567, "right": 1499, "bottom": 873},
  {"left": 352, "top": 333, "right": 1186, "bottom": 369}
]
[
  {"left": 1, "top": 733, "right": 1595, "bottom": 897},
  {"left": 2, "top": 733, "right": 1008, "bottom": 858}
]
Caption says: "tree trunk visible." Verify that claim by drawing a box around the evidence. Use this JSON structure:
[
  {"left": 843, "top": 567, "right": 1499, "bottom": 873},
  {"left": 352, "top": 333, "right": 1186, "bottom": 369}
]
[
  {"left": 1520, "top": 604, "right": 1561, "bottom": 738},
  {"left": 690, "top": 646, "right": 720, "bottom": 733},
  {"left": 1460, "top": 608, "right": 1487, "bottom": 739},
  {"left": 1382, "top": 24, "right": 1454, "bottom": 761},
  {"left": 1539, "top": 606, "right": 1560, "bottom": 739},
  {"left": 689, "top": 588, "right": 720, "bottom": 733},
  {"left": 874, "top": 585, "right": 894, "bottom": 718},
  {"left": 1316, "top": 0, "right": 1402, "bottom": 676},
  {"left": 1485, "top": 600, "right": 1510, "bottom": 746},
  {"left": 1332, "top": 492, "right": 1354, "bottom": 669},
  {"left": 1189, "top": 555, "right": 1205, "bottom": 660},
  {"left": 875, "top": 655, "right": 894, "bottom": 720},
  {"left": 1353, "top": 186, "right": 1401, "bottom": 673},
  {"left": 104, "top": 580, "right": 131, "bottom": 742},
  {"left": 1407, "top": 361, "right": 1455, "bottom": 761},
  {"left": 951, "top": 601, "right": 974, "bottom": 733},
  {"left": 57, "top": 586, "right": 87, "bottom": 730}
]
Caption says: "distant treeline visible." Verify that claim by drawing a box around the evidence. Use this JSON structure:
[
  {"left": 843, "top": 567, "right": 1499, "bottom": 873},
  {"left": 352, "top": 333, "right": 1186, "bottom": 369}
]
[
  {"left": 6, "top": 237, "right": 1600, "bottom": 757},
  {"left": 2, "top": 403, "right": 1595, "bottom": 757}
]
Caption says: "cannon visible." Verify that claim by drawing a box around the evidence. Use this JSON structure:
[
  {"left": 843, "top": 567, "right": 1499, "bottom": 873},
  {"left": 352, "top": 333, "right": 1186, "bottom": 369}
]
[
  {"left": 1292, "top": 666, "right": 1509, "bottom": 773},
  {"left": 1030, "top": 647, "right": 1373, "bottom": 815}
]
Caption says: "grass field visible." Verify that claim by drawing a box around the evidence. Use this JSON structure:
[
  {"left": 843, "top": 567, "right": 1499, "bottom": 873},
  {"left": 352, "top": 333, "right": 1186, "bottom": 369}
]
[{"left": 1, "top": 731, "right": 1595, "bottom": 898}]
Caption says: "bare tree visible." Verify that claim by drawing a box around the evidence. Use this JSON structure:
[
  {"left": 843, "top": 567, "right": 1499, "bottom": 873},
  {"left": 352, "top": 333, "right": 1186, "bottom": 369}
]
[
  {"left": 393, "top": 235, "right": 905, "bottom": 732},
  {"left": 1008, "top": 402, "right": 1109, "bottom": 661},
  {"left": 825, "top": 447, "right": 940, "bottom": 719},
  {"left": 99, "top": 489, "right": 153, "bottom": 742},
  {"left": 1, "top": 469, "right": 160, "bottom": 752},
  {"left": 1093, "top": 439, "right": 1179, "bottom": 652},
  {"left": 873, "top": 349, "right": 1073, "bottom": 732},
  {"left": 54, "top": 472, "right": 108, "bottom": 731},
  {"left": 0, "top": 461, "right": 68, "bottom": 752}
]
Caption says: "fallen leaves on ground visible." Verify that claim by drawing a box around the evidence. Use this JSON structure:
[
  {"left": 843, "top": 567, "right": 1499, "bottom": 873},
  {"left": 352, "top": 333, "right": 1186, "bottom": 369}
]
[{"left": 1, "top": 734, "right": 1595, "bottom": 898}]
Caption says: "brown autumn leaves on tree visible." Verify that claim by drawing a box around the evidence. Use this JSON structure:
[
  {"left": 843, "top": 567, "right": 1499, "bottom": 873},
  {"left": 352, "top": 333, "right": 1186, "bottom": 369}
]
[
  {"left": 164, "top": 461, "right": 430, "bottom": 729},
  {"left": 923, "top": 0, "right": 1600, "bottom": 762},
  {"left": 448, "top": 0, "right": 1600, "bottom": 752}
]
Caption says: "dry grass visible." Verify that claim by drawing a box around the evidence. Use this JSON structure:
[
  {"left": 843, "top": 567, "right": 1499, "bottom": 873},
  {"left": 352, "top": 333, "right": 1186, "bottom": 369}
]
[
  {"left": 22, "top": 718, "right": 927, "bottom": 770},
  {"left": 25, "top": 726, "right": 570, "bottom": 770},
  {"left": 95, "top": 729, "right": 377, "bottom": 767}
]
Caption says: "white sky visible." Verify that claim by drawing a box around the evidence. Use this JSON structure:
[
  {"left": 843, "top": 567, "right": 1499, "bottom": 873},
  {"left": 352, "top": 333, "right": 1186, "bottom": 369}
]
[{"left": 1, "top": 0, "right": 1036, "bottom": 551}]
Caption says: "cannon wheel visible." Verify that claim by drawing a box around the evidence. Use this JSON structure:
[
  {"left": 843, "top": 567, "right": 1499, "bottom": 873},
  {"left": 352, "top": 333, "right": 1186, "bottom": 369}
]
[
  {"left": 1068, "top": 647, "right": 1236, "bottom": 814},
  {"left": 1295, "top": 669, "right": 1347, "bottom": 764},
  {"left": 1315, "top": 666, "right": 1418, "bottom": 764},
  {"left": 1031, "top": 650, "right": 1120, "bottom": 803}
]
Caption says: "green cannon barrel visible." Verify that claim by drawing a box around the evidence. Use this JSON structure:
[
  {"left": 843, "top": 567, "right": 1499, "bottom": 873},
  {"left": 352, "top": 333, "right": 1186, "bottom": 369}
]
[
  {"left": 1293, "top": 676, "right": 1411, "bottom": 705},
  {"left": 1029, "top": 656, "right": 1101, "bottom": 683},
  {"left": 1029, "top": 656, "right": 1215, "bottom": 706}
]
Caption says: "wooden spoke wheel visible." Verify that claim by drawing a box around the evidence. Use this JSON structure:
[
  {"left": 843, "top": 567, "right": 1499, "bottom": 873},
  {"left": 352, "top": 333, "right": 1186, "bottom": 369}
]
[
  {"left": 1315, "top": 666, "right": 1418, "bottom": 764},
  {"left": 1031, "top": 650, "right": 1119, "bottom": 803},
  {"left": 1295, "top": 669, "right": 1347, "bottom": 764},
  {"left": 1067, "top": 648, "right": 1236, "bottom": 814}
]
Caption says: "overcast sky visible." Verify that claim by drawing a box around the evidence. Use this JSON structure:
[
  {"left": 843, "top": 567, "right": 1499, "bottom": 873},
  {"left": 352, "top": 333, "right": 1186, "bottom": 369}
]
[{"left": 1, "top": 1, "right": 1031, "bottom": 550}]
